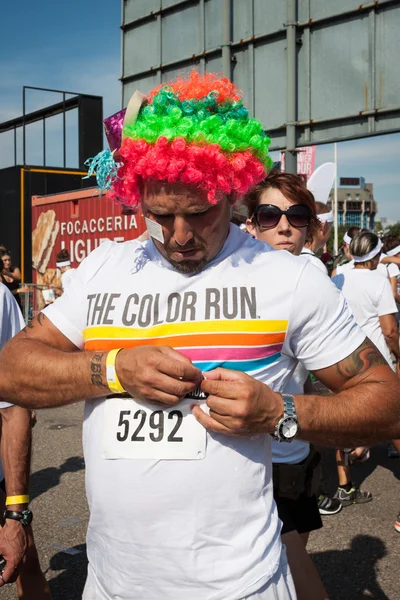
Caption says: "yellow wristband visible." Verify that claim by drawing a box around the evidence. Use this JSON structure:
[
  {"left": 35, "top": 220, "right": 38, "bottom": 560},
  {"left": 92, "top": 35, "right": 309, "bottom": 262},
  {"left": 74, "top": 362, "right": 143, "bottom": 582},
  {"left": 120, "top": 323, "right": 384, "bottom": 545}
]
[
  {"left": 6, "top": 495, "right": 29, "bottom": 506},
  {"left": 106, "top": 348, "right": 126, "bottom": 394}
]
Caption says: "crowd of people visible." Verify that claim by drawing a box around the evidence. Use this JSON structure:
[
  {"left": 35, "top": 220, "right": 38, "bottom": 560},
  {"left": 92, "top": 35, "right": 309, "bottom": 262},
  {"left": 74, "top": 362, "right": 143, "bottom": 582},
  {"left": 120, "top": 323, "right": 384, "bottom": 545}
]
[{"left": 0, "top": 71, "right": 399, "bottom": 600}]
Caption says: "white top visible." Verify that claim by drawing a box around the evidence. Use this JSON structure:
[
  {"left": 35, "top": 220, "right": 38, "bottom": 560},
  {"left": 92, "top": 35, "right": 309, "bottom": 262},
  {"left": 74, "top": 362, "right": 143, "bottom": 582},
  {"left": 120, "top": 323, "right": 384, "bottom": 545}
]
[
  {"left": 61, "top": 267, "right": 76, "bottom": 290},
  {"left": 0, "top": 283, "right": 25, "bottom": 410},
  {"left": 336, "top": 260, "right": 354, "bottom": 275},
  {"left": 332, "top": 268, "right": 397, "bottom": 365},
  {"left": 44, "top": 225, "right": 364, "bottom": 600},
  {"left": 300, "top": 247, "right": 328, "bottom": 275},
  {"left": 0, "top": 283, "right": 25, "bottom": 482},
  {"left": 272, "top": 248, "right": 329, "bottom": 465},
  {"left": 377, "top": 253, "right": 400, "bottom": 280}
]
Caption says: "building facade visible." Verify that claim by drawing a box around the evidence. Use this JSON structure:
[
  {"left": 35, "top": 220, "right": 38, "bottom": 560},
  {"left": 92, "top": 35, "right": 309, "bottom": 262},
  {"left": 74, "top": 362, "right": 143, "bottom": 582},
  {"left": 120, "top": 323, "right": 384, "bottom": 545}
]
[{"left": 328, "top": 177, "right": 377, "bottom": 230}]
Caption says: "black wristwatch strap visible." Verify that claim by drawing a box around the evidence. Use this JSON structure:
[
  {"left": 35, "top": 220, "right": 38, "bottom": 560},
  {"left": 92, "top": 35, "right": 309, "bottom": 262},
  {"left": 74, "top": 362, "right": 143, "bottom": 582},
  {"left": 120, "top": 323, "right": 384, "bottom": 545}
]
[{"left": 4, "top": 510, "right": 33, "bottom": 526}]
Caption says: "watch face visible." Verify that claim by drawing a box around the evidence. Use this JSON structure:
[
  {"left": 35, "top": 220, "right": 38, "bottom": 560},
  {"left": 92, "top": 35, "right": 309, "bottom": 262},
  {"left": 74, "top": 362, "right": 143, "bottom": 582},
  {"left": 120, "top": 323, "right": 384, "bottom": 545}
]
[{"left": 281, "top": 417, "right": 298, "bottom": 439}]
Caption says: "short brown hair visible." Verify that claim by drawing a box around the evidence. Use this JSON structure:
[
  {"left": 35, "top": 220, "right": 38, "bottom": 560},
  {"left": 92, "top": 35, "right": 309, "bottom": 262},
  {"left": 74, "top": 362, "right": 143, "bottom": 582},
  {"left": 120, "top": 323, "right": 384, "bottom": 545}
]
[
  {"left": 242, "top": 171, "right": 319, "bottom": 240},
  {"left": 382, "top": 235, "right": 400, "bottom": 254},
  {"left": 56, "top": 248, "right": 70, "bottom": 263}
]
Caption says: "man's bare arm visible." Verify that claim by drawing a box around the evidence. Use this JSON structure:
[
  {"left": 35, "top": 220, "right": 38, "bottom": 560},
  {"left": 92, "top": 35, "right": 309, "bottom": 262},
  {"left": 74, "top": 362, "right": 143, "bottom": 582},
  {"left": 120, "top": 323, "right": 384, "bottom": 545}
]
[
  {"left": 197, "top": 338, "right": 400, "bottom": 447},
  {"left": 379, "top": 314, "right": 400, "bottom": 360},
  {"left": 0, "top": 313, "right": 202, "bottom": 409},
  {"left": 0, "top": 406, "right": 31, "bottom": 510},
  {"left": 0, "top": 313, "right": 110, "bottom": 408},
  {"left": 295, "top": 338, "right": 400, "bottom": 446}
]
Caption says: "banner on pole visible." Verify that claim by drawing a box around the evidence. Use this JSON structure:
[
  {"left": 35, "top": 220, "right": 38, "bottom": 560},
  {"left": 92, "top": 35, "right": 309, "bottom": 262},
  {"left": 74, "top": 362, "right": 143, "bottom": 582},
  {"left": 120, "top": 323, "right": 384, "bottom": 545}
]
[{"left": 281, "top": 146, "right": 316, "bottom": 180}]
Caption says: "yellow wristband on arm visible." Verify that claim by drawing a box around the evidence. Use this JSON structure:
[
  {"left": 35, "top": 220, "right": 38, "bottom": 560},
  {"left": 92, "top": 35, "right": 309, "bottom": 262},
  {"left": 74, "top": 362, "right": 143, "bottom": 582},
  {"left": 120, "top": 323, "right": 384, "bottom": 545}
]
[
  {"left": 6, "top": 495, "right": 29, "bottom": 506},
  {"left": 106, "top": 348, "right": 126, "bottom": 394}
]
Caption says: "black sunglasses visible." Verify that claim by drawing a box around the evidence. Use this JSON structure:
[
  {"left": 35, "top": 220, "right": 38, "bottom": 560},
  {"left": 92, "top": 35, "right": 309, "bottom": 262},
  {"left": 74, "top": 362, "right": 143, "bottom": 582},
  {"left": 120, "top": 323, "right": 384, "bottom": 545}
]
[{"left": 252, "top": 204, "right": 311, "bottom": 230}]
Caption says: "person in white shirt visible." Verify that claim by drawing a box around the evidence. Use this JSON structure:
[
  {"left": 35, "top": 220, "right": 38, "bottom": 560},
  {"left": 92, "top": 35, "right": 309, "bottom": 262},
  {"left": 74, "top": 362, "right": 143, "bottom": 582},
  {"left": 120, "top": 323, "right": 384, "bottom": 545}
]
[
  {"left": 244, "top": 171, "right": 332, "bottom": 600},
  {"left": 379, "top": 236, "right": 400, "bottom": 306},
  {"left": 1, "top": 73, "right": 400, "bottom": 600},
  {"left": 332, "top": 227, "right": 362, "bottom": 277},
  {"left": 0, "top": 283, "right": 51, "bottom": 598},
  {"left": 55, "top": 248, "right": 76, "bottom": 292},
  {"left": 332, "top": 231, "right": 399, "bottom": 507},
  {"left": 300, "top": 202, "right": 333, "bottom": 275}
]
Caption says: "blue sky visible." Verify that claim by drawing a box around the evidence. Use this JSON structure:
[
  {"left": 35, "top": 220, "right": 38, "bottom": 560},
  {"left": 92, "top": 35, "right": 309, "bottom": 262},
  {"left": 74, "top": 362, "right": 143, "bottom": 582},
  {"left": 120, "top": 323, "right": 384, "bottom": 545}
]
[{"left": 1, "top": 1, "right": 399, "bottom": 221}]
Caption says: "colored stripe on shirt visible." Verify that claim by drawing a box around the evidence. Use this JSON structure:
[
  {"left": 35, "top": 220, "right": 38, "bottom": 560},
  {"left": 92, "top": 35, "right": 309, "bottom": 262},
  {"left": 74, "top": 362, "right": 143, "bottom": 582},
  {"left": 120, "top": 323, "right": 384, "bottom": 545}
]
[{"left": 83, "top": 320, "right": 288, "bottom": 372}]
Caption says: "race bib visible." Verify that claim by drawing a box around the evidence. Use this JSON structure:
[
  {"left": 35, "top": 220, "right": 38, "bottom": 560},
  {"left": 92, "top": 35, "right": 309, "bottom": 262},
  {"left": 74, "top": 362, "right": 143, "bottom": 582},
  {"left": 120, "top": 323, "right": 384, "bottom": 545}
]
[{"left": 102, "top": 396, "right": 207, "bottom": 460}]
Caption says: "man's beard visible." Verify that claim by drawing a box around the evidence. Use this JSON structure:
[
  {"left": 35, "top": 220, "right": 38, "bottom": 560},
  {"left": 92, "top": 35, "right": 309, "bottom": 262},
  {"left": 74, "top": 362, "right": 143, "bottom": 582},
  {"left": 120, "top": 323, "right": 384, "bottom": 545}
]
[
  {"left": 164, "top": 241, "right": 208, "bottom": 274},
  {"left": 168, "top": 255, "right": 209, "bottom": 274}
]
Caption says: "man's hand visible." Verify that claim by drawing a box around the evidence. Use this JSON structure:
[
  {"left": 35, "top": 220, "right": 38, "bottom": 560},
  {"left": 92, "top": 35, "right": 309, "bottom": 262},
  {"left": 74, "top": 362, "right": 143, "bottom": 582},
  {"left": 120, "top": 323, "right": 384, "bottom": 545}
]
[
  {"left": 192, "top": 368, "right": 282, "bottom": 436},
  {"left": 0, "top": 520, "right": 28, "bottom": 586},
  {"left": 117, "top": 346, "right": 203, "bottom": 406}
]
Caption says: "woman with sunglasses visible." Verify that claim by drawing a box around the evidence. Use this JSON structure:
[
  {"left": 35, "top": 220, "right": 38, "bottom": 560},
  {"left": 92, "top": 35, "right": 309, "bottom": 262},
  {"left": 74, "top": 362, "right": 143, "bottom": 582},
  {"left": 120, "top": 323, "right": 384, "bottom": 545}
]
[{"left": 243, "top": 171, "right": 332, "bottom": 600}]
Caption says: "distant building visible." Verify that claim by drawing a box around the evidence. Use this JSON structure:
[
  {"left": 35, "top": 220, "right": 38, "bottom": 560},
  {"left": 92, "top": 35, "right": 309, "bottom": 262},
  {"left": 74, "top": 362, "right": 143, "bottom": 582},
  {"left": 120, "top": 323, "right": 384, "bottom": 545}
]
[{"left": 328, "top": 177, "right": 377, "bottom": 230}]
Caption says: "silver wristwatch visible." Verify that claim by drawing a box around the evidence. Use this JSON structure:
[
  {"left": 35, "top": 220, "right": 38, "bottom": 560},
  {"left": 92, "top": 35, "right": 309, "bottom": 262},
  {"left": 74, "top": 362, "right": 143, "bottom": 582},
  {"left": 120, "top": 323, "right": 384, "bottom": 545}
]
[{"left": 272, "top": 393, "right": 299, "bottom": 442}]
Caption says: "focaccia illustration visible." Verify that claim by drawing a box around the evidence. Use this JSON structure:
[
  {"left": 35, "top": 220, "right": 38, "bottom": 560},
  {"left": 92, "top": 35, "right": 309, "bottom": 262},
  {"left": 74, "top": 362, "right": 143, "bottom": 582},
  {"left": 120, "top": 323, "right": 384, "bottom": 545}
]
[{"left": 32, "top": 210, "right": 60, "bottom": 274}]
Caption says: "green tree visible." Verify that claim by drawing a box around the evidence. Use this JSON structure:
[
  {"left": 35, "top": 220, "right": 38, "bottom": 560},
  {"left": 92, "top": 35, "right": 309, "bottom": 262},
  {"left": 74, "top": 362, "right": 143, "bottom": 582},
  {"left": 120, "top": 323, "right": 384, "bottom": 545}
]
[
  {"left": 326, "top": 225, "right": 348, "bottom": 255},
  {"left": 374, "top": 221, "right": 385, "bottom": 235},
  {"left": 386, "top": 222, "right": 400, "bottom": 239}
]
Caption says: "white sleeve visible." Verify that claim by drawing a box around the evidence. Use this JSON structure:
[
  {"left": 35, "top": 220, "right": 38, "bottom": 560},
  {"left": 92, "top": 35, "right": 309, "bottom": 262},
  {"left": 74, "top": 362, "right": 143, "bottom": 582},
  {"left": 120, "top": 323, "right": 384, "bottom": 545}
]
[
  {"left": 308, "top": 254, "right": 328, "bottom": 275},
  {"left": 283, "top": 262, "right": 366, "bottom": 371},
  {"left": 0, "top": 284, "right": 25, "bottom": 409},
  {"left": 388, "top": 262, "right": 400, "bottom": 278},
  {"left": 377, "top": 278, "right": 398, "bottom": 317},
  {"left": 43, "top": 240, "right": 115, "bottom": 349}
]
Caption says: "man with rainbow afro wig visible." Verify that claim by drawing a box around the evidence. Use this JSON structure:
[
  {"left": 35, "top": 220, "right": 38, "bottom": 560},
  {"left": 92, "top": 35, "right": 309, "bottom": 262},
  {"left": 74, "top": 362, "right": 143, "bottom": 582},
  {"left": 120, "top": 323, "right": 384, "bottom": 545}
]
[
  {"left": 4, "top": 71, "right": 400, "bottom": 600},
  {"left": 89, "top": 71, "right": 272, "bottom": 209}
]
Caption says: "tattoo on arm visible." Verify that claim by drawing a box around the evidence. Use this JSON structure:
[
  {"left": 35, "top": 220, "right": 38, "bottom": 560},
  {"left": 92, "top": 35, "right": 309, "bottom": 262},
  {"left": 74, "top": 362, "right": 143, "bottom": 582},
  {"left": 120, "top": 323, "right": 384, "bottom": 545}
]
[
  {"left": 335, "top": 338, "right": 387, "bottom": 382},
  {"left": 91, "top": 353, "right": 105, "bottom": 386},
  {"left": 21, "top": 312, "right": 46, "bottom": 334}
]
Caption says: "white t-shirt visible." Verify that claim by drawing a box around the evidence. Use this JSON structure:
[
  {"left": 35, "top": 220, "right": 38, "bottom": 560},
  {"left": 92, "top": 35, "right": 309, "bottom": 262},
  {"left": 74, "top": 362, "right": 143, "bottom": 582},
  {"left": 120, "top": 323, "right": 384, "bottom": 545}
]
[
  {"left": 44, "top": 225, "right": 364, "bottom": 600},
  {"left": 0, "top": 283, "right": 25, "bottom": 481},
  {"left": 332, "top": 268, "right": 397, "bottom": 365},
  {"left": 0, "top": 283, "right": 25, "bottom": 410},
  {"left": 377, "top": 253, "right": 400, "bottom": 280},
  {"left": 335, "top": 260, "right": 354, "bottom": 275},
  {"left": 61, "top": 268, "right": 76, "bottom": 290},
  {"left": 300, "top": 247, "right": 328, "bottom": 275},
  {"left": 272, "top": 249, "right": 329, "bottom": 465}
]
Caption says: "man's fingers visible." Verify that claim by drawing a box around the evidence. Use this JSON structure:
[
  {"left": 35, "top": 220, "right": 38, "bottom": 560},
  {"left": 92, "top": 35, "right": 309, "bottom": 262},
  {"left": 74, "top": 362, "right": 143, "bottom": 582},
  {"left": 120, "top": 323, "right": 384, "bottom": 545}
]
[
  {"left": 202, "top": 367, "right": 246, "bottom": 382},
  {"left": 206, "top": 395, "right": 243, "bottom": 418},
  {"left": 201, "top": 378, "right": 244, "bottom": 399},
  {"left": 157, "top": 349, "right": 202, "bottom": 381},
  {"left": 0, "top": 560, "right": 17, "bottom": 585},
  {"left": 142, "top": 374, "right": 201, "bottom": 404},
  {"left": 191, "top": 405, "right": 236, "bottom": 435}
]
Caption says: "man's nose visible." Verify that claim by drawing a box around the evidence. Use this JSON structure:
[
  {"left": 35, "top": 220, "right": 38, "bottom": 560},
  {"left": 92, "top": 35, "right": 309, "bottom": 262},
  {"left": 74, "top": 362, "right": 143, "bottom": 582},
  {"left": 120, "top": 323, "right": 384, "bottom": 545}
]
[{"left": 173, "top": 217, "right": 194, "bottom": 246}]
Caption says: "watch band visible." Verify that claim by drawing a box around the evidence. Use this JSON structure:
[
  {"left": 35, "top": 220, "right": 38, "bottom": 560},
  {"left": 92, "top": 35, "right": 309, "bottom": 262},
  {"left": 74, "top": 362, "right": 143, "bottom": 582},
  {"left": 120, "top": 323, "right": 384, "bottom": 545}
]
[
  {"left": 4, "top": 510, "right": 33, "bottom": 527},
  {"left": 272, "top": 393, "right": 299, "bottom": 442},
  {"left": 281, "top": 393, "right": 297, "bottom": 419}
]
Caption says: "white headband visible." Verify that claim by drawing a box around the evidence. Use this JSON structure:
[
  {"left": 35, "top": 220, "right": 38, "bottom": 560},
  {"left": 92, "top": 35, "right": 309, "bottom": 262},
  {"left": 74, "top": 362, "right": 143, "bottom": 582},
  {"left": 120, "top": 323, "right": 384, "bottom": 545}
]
[
  {"left": 353, "top": 239, "right": 382, "bottom": 263},
  {"left": 387, "top": 244, "right": 400, "bottom": 257},
  {"left": 343, "top": 233, "right": 352, "bottom": 245},
  {"left": 317, "top": 211, "right": 334, "bottom": 223},
  {"left": 56, "top": 260, "right": 71, "bottom": 267}
]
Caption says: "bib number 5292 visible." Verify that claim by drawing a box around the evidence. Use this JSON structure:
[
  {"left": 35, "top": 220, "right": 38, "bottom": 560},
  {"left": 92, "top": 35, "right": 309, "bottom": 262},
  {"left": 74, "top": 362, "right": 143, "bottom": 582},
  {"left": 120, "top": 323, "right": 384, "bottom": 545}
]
[
  {"left": 102, "top": 397, "right": 207, "bottom": 460},
  {"left": 116, "top": 409, "right": 183, "bottom": 443}
]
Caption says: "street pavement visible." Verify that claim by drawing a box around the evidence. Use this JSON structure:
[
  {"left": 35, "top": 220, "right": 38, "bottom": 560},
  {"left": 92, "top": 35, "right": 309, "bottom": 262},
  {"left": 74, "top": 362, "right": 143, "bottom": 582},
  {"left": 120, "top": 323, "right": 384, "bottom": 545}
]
[{"left": 2, "top": 403, "right": 400, "bottom": 599}]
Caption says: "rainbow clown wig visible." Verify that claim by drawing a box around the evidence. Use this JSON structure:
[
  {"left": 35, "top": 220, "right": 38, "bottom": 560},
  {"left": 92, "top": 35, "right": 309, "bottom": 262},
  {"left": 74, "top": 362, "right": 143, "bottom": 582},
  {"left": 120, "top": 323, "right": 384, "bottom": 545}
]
[{"left": 87, "top": 72, "right": 272, "bottom": 210}]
